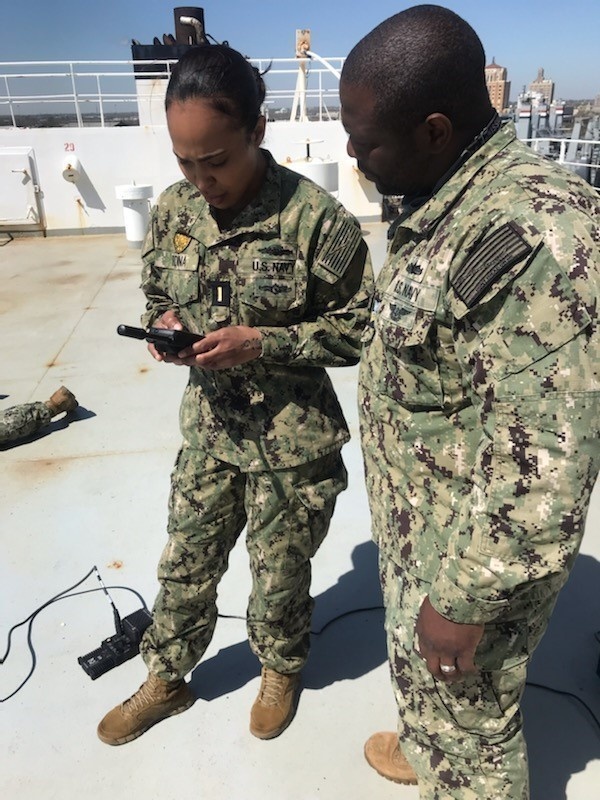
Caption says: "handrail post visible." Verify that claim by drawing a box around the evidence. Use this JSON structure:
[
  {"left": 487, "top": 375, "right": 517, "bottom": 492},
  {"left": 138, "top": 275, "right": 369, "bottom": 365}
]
[
  {"left": 69, "top": 62, "right": 83, "bottom": 127},
  {"left": 559, "top": 139, "right": 567, "bottom": 164},
  {"left": 96, "top": 74, "right": 105, "bottom": 127},
  {"left": 318, "top": 71, "right": 323, "bottom": 122},
  {"left": 4, "top": 75, "right": 17, "bottom": 127}
]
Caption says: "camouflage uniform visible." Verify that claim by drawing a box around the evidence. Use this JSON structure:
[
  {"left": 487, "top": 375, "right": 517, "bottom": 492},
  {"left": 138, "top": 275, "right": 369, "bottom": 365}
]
[
  {"left": 138, "top": 151, "right": 374, "bottom": 680},
  {"left": 359, "top": 122, "right": 599, "bottom": 799},
  {"left": 0, "top": 402, "right": 52, "bottom": 444}
]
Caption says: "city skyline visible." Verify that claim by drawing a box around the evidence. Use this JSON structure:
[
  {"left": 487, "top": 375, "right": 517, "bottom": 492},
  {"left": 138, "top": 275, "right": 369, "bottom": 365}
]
[{"left": 1, "top": 1, "right": 599, "bottom": 101}]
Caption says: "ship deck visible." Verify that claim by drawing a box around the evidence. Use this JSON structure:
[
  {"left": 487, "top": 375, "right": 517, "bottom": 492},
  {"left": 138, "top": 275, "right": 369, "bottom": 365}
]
[{"left": 1, "top": 224, "right": 599, "bottom": 800}]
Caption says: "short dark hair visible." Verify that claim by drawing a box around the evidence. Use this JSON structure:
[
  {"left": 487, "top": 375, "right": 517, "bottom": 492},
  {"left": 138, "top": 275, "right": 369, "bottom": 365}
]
[
  {"left": 342, "top": 4, "right": 492, "bottom": 132},
  {"left": 165, "top": 44, "right": 267, "bottom": 132}
]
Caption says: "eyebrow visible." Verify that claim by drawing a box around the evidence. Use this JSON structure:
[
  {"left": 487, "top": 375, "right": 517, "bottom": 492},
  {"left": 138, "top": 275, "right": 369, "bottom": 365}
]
[{"left": 173, "top": 148, "right": 226, "bottom": 162}]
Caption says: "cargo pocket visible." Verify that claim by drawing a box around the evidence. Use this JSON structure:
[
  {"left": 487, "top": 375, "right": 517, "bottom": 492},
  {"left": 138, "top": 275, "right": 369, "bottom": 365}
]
[
  {"left": 432, "top": 653, "right": 527, "bottom": 755},
  {"left": 292, "top": 452, "right": 348, "bottom": 557}
]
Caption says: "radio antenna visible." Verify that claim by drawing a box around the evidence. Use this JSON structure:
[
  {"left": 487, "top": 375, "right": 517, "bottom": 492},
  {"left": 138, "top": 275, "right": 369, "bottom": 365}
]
[{"left": 93, "top": 566, "right": 123, "bottom": 635}]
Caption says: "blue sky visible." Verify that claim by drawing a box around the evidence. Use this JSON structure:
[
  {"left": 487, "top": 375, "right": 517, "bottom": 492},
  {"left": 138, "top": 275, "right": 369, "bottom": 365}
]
[{"left": 1, "top": 0, "right": 599, "bottom": 100}]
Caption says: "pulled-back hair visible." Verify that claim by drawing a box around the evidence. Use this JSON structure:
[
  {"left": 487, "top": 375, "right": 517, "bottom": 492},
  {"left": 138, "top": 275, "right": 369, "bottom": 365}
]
[
  {"left": 342, "top": 5, "right": 492, "bottom": 133},
  {"left": 166, "top": 44, "right": 266, "bottom": 132}
]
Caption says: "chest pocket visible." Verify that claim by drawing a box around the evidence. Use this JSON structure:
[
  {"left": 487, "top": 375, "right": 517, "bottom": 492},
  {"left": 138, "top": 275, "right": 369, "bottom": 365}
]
[
  {"left": 237, "top": 254, "right": 306, "bottom": 325},
  {"left": 153, "top": 247, "right": 201, "bottom": 307},
  {"left": 374, "top": 274, "right": 443, "bottom": 408}
]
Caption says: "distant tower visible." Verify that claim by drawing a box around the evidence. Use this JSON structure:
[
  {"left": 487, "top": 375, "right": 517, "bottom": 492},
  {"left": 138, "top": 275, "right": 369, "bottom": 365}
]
[
  {"left": 485, "top": 58, "right": 511, "bottom": 114},
  {"left": 529, "top": 68, "right": 554, "bottom": 104}
]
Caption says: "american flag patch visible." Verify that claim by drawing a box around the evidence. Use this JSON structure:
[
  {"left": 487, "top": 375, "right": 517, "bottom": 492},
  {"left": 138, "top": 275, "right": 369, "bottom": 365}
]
[
  {"left": 451, "top": 222, "right": 532, "bottom": 308},
  {"left": 316, "top": 218, "right": 363, "bottom": 279}
]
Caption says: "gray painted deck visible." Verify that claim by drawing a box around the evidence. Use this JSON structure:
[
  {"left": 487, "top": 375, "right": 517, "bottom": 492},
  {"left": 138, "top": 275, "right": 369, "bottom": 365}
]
[{"left": 1, "top": 225, "right": 598, "bottom": 799}]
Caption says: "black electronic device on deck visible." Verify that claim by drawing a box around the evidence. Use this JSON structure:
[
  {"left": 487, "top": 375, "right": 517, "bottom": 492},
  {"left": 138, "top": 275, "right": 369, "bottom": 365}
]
[
  {"left": 78, "top": 607, "right": 153, "bottom": 680},
  {"left": 77, "top": 568, "right": 153, "bottom": 680}
]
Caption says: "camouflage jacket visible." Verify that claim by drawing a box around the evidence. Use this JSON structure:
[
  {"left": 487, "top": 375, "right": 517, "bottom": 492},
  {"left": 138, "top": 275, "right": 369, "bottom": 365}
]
[
  {"left": 359, "top": 122, "right": 600, "bottom": 623},
  {"left": 141, "top": 151, "right": 373, "bottom": 470}
]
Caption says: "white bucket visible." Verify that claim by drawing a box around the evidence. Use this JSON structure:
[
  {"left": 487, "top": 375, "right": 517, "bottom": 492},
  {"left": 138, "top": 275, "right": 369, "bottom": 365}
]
[{"left": 115, "top": 184, "right": 153, "bottom": 246}]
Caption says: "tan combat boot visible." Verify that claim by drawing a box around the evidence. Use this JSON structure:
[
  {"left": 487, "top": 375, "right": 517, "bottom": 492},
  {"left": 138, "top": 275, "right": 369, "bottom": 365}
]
[
  {"left": 249, "top": 667, "right": 300, "bottom": 739},
  {"left": 97, "top": 673, "right": 195, "bottom": 745},
  {"left": 45, "top": 386, "right": 78, "bottom": 416},
  {"left": 364, "top": 731, "right": 418, "bottom": 785}
]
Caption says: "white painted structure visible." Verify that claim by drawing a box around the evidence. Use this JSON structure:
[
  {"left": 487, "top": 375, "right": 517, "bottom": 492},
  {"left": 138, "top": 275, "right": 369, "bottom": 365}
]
[
  {"left": 0, "top": 55, "right": 382, "bottom": 235},
  {"left": 0, "top": 57, "right": 598, "bottom": 237}
]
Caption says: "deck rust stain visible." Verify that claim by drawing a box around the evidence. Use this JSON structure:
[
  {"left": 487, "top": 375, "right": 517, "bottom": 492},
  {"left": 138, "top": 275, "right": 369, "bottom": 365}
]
[
  {"left": 47, "top": 274, "right": 85, "bottom": 285},
  {"left": 11, "top": 458, "right": 58, "bottom": 478},
  {"left": 107, "top": 270, "right": 137, "bottom": 281}
]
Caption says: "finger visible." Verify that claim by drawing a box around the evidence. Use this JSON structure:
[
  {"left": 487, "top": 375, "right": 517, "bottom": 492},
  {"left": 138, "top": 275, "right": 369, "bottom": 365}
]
[
  {"left": 440, "top": 668, "right": 463, "bottom": 683},
  {"left": 423, "top": 652, "right": 442, "bottom": 677},
  {"left": 439, "top": 662, "right": 458, "bottom": 676},
  {"left": 438, "top": 661, "right": 460, "bottom": 681},
  {"left": 456, "top": 653, "right": 477, "bottom": 675},
  {"left": 166, "top": 353, "right": 187, "bottom": 365},
  {"left": 434, "top": 664, "right": 465, "bottom": 683},
  {"left": 148, "top": 343, "right": 163, "bottom": 361},
  {"left": 177, "top": 340, "right": 210, "bottom": 359},
  {"left": 158, "top": 311, "right": 182, "bottom": 330}
]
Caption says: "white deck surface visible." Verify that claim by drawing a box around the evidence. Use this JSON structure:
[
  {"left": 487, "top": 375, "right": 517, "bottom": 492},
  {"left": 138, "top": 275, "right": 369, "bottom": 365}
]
[{"left": 1, "top": 224, "right": 599, "bottom": 800}]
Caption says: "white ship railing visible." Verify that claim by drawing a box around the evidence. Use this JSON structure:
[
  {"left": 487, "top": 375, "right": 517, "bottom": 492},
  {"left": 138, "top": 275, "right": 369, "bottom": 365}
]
[
  {"left": 0, "top": 59, "right": 598, "bottom": 188},
  {"left": 522, "top": 136, "right": 600, "bottom": 188},
  {"left": 0, "top": 57, "right": 345, "bottom": 127}
]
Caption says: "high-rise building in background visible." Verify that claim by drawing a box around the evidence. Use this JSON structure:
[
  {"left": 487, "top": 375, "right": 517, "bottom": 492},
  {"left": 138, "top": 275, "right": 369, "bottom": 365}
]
[
  {"left": 485, "top": 58, "right": 511, "bottom": 114},
  {"left": 529, "top": 67, "right": 555, "bottom": 104}
]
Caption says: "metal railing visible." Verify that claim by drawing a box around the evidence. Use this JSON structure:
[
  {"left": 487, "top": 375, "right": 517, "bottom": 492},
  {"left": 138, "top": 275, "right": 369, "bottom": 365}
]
[
  {"left": 523, "top": 136, "right": 600, "bottom": 188},
  {"left": 1, "top": 58, "right": 598, "bottom": 187},
  {"left": 0, "top": 57, "right": 345, "bottom": 127}
]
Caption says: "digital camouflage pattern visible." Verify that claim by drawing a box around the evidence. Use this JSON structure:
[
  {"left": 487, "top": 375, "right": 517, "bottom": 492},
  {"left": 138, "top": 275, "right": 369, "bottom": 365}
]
[
  {"left": 138, "top": 151, "right": 372, "bottom": 679},
  {"left": 381, "top": 558, "right": 545, "bottom": 800},
  {"left": 0, "top": 401, "right": 52, "bottom": 444},
  {"left": 359, "top": 122, "right": 599, "bottom": 798},
  {"left": 141, "top": 447, "right": 347, "bottom": 679},
  {"left": 141, "top": 150, "right": 374, "bottom": 470}
]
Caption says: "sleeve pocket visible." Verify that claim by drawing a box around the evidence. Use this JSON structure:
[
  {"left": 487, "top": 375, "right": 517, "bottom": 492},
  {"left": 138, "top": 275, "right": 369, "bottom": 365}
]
[{"left": 453, "top": 252, "right": 592, "bottom": 380}]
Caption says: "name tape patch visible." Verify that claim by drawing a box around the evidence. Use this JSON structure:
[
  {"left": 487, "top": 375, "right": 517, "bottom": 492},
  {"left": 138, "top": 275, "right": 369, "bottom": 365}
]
[{"left": 252, "top": 258, "right": 295, "bottom": 276}]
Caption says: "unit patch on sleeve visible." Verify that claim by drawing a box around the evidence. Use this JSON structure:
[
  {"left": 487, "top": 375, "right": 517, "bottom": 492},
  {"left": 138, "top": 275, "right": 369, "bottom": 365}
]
[
  {"left": 451, "top": 222, "right": 533, "bottom": 308},
  {"left": 316, "top": 218, "right": 363, "bottom": 281}
]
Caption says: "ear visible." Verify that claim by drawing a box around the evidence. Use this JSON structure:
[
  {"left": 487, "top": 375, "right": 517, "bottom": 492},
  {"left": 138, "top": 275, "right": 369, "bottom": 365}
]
[
  {"left": 251, "top": 115, "right": 266, "bottom": 146},
  {"left": 416, "top": 113, "right": 453, "bottom": 154}
]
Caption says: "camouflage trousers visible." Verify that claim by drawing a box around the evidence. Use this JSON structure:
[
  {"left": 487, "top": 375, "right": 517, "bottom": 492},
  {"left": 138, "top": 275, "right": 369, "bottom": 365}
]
[
  {"left": 0, "top": 401, "right": 52, "bottom": 444},
  {"left": 380, "top": 554, "right": 561, "bottom": 800},
  {"left": 141, "top": 445, "right": 347, "bottom": 680}
]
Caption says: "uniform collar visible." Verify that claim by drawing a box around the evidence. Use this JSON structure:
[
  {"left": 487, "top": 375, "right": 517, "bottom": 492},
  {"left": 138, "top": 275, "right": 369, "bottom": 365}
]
[
  {"left": 392, "top": 119, "right": 516, "bottom": 238},
  {"left": 202, "top": 149, "right": 282, "bottom": 245},
  {"left": 171, "top": 150, "right": 282, "bottom": 248}
]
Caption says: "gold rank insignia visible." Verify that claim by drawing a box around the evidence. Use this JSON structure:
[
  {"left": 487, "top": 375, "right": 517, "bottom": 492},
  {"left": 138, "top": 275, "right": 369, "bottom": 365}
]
[{"left": 173, "top": 232, "right": 192, "bottom": 253}]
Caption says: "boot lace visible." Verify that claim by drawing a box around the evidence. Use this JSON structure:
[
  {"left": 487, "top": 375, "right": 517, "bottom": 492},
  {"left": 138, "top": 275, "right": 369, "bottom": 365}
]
[
  {"left": 259, "top": 670, "right": 287, "bottom": 707},
  {"left": 122, "top": 675, "right": 166, "bottom": 715}
]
